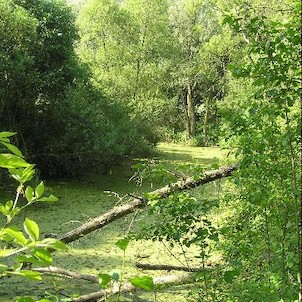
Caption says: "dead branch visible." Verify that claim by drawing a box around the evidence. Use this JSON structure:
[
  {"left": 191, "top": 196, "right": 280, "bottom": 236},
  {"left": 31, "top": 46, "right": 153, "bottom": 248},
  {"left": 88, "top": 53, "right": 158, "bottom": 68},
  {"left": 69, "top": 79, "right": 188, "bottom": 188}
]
[
  {"left": 135, "top": 262, "right": 209, "bottom": 272},
  {"left": 72, "top": 273, "right": 194, "bottom": 302},
  {"left": 32, "top": 266, "right": 98, "bottom": 283},
  {"left": 32, "top": 265, "right": 195, "bottom": 301},
  {"left": 59, "top": 164, "right": 237, "bottom": 244}
]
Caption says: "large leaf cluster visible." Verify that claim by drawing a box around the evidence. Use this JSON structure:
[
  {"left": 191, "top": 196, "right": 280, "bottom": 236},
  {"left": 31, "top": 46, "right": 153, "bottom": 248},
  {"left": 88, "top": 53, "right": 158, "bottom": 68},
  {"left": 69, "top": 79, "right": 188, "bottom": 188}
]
[
  {"left": 0, "top": 132, "right": 66, "bottom": 302},
  {"left": 218, "top": 1, "right": 301, "bottom": 300}
]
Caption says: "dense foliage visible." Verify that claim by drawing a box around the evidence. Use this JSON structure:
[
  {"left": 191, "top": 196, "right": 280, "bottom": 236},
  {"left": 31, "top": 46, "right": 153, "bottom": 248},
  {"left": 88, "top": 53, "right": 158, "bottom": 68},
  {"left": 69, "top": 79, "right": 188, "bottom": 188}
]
[
  {"left": 0, "top": 0, "right": 301, "bottom": 301},
  {"left": 0, "top": 132, "right": 66, "bottom": 302},
  {"left": 0, "top": 0, "right": 155, "bottom": 177},
  {"left": 127, "top": 1, "right": 301, "bottom": 300},
  {"left": 76, "top": 0, "right": 235, "bottom": 144},
  {"left": 218, "top": 1, "right": 301, "bottom": 300}
]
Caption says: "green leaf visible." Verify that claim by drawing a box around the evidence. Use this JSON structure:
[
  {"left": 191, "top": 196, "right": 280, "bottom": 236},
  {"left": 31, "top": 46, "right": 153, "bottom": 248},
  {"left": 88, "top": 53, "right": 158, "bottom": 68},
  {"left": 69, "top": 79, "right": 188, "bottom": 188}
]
[
  {"left": 131, "top": 163, "right": 144, "bottom": 169},
  {"left": 33, "top": 248, "right": 52, "bottom": 266},
  {"left": 0, "top": 154, "right": 31, "bottom": 168},
  {"left": 1, "top": 142, "right": 23, "bottom": 157},
  {"left": 115, "top": 238, "right": 130, "bottom": 251},
  {"left": 41, "top": 238, "right": 67, "bottom": 251},
  {"left": 98, "top": 273, "right": 112, "bottom": 288},
  {"left": 5, "top": 200, "right": 13, "bottom": 211},
  {"left": 24, "top": 218, "right": 39, "bottom": 242},
  {"left": 0, "top": 132, "right": 16, "bottom": 139},
  {"left": 223, "top": 269, "right": 240, "bottom": 283},
  {"left": 148, "top": 199, "right": 159, "bottom": 207},
  {"left": 12, "top": 262, "right": 23, "bottom": 271},
  {"left": 109, "top": 270, "right": 120, "bottom": 282},
  {"left": 0, "top": 249, "right": 17, "bottom": 257},
  {"left": 209, "top": 234, "right": 219, "bottom": 242},
  {"left": 0, "top": 264, "right": 8, "bottom": 272},
  {"left": 20, "top": 166, "right": 35, "bottom": 183},
  {"left": 12, "top": 270, "right": 42, "bottom": 281},
  {"left": 16, "top": 297, "right": 35, "bottom": 302},
  {"left": 35, "top": 181, "right": 45, "bottom": 199},
  {"left": 17, "top": 255, "right": 42, "bottom": 266},
  {"left": 144, "top": 192, "right": 160, "bottom": 201},
  {"left": 25, "top": 186, "right": 34, "bottom": 202},
  {"left": 5, "top": 228, "right": 28, "bottom": 246},
  {"left": 0, "top": 205, "right": 8, "bottom": 216},
  {"left": 223, "top": 15, "right": 234, "bottom": 26},
  {"left": 38, "top": 195, "right": 58, "bottom": 202},
  {"left": 130, "top": 276, "right": 154, "bottom": 291},
  {"left": 8, "top": 166, "right": 35, "bottom": 183}
]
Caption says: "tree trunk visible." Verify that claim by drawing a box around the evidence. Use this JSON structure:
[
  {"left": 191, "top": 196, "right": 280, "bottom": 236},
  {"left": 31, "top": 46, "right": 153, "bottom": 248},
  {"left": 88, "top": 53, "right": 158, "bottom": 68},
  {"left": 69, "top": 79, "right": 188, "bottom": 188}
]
[
  {"left": 33, "top": 266, "right": 195, "bottom": 302},
  {"left": 72, "top": 273, "right": 194, "bottom": 302},
  {"left": 183, "top": 94, "right": 190, "bottom": 138},
  {"left": 135, "top": 262, "right": 211, "bottom": 272},
  {"left": 203, "top": 97, "right": 209, "bottom": 142},
  {"left": 58, "top": 164, "right": 237, "bottom": 244},
  {"left": 186, "top": 81, "right": 196, "bottom": 137}
]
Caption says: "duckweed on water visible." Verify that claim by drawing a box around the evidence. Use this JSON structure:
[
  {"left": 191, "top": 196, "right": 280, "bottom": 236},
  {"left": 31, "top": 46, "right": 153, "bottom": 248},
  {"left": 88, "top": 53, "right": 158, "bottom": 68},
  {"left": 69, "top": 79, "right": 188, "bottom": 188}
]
[{"left": 0, "top": 144, "right": 223, "bottom": 302}]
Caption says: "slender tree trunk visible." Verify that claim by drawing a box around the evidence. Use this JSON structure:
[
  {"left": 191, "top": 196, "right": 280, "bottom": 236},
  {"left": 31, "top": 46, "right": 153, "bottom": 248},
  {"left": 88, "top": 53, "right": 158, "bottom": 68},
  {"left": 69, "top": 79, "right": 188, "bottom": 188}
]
[
  {"left": 186, "top": 81, "right": 196, "bottom": 137},
  {"left": 133, "top": 59, "right": 141, "bottom": 100},
  {"left": 203, "top": 97, "right": 209, "bottom": 142},
  {"left": 183, "top": 95, "right": 190, "bottom": 138},
  {"left": 133, "top": 26, "right": 147, "bottom": 100}
]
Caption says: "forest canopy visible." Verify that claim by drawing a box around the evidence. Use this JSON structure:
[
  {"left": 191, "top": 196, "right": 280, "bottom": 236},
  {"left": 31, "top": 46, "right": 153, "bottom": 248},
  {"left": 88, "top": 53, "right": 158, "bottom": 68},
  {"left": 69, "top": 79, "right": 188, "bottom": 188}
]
[{"left": 0, "top": 0, "right": 156, "bottom": 177}]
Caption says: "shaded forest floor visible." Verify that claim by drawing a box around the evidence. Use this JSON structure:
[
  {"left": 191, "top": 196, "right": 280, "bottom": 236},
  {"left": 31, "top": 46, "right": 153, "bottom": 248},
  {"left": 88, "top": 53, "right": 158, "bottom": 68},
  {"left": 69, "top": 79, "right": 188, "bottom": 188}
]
[{"left": 0, "top": 143, "right": 225, "bottom": 302}]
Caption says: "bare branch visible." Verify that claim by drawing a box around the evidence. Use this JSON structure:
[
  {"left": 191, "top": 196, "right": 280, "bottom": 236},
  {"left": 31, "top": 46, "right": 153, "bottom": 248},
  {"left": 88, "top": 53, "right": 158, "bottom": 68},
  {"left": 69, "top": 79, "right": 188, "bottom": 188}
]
[{"left": 33, "top": 266, "right": 98, "bottom": 283}]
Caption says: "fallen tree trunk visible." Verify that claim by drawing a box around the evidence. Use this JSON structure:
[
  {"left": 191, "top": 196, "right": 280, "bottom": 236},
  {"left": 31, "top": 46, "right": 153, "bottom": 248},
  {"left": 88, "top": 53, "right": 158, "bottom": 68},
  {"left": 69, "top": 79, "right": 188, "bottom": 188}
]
[
  {"left": 33, "top": 265, "right": 195, "bottom": 302},
  {"left": 135, "top": 262, "right": 208, "bottom": 272},
  {"left": 72, "top": 273, "right": 194, "bottom": 302},
  {"left": 33, "top": 266, "right": 98, "bottom": 283},
  {"left": 59, "top": 164, "right": 237, "bottom": 244}
]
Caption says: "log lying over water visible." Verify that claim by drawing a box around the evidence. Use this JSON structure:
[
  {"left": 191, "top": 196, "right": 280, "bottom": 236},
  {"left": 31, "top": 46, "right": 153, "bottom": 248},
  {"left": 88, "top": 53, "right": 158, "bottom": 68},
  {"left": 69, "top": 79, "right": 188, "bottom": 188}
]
[
  {"left": 135, "top": 262, "right": 209, "bottom": 272},
  {"left": 33, "top": 265, "right": 195, "bottom": 302},
  {"left": 72, "top": 273, "right": 194, "bottom": 302},
  {"left": 33, "top": 266, "right": 98, "bottom": 283},
  {"left": 58, "top": 164, "right": 237, "bottom": 244}
]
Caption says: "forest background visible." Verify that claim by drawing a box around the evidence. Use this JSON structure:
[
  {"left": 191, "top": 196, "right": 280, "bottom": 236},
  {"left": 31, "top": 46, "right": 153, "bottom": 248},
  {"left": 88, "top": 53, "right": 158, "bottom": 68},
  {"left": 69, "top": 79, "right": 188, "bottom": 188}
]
[{"left": 0, "top": 0, "right": 301, "bottom": 301}]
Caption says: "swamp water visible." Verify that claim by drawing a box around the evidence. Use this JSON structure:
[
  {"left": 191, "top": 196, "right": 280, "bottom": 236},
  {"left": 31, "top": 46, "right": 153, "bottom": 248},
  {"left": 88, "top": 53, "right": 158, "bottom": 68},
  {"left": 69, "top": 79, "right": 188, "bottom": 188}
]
[{"left": 0, "top": 144, "right": 224, "bottom": 302}]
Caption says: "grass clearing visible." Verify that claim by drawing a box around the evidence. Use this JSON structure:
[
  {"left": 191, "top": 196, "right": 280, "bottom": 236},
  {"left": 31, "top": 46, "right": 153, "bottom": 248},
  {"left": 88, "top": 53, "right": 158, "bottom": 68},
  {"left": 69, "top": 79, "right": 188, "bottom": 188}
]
[{"left": 0, "top": 143, "right": 224, "bottom": 302}]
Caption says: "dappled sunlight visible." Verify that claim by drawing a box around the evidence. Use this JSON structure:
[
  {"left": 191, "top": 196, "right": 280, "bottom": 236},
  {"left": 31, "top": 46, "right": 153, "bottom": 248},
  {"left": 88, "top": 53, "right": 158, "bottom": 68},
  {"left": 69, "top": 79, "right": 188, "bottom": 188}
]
[{"left": 157, "top": 143, "right": 225, "bottom": 164}]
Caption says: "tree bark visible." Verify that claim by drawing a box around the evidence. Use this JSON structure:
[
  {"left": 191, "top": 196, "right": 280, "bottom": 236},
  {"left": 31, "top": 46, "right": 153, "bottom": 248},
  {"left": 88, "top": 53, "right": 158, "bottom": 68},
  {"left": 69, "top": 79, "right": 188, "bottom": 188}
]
[
  {"left": 58, "top": 164, "right": 237, "bottom": 244},
  {"left": 32, "top": 265, "right": 195, "bottom": 302},
  {"left": 203, "top": 97, "right": 209, "bottom": 141},
  {"left": 33, "top": 266, "right": 98, "bottom": 283},
  {"left": 135, "top": 262, "right": 210, "bottom": 272},
  {"left": 72, "top": 273, "right": 194, "bottom": 302},
  {"left": 186, "top": 81, "right": 196, "bottom": 137}
]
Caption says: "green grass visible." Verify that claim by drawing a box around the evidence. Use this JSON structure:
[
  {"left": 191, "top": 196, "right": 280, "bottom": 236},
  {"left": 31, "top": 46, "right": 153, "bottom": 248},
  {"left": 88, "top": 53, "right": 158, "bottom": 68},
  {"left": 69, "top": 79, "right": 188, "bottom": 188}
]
[{"left": 0, "top": 143, "right": 224, "bottom": 302}]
